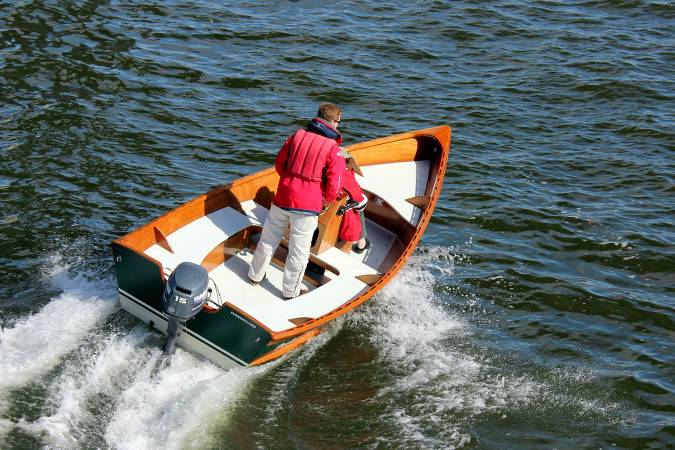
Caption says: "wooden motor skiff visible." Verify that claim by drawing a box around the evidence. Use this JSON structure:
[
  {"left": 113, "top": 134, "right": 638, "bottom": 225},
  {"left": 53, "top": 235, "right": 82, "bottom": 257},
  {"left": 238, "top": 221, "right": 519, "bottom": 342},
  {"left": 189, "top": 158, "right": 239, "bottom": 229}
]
[{"left": 111, "top": 125, "right": 451, "bottom": 368}]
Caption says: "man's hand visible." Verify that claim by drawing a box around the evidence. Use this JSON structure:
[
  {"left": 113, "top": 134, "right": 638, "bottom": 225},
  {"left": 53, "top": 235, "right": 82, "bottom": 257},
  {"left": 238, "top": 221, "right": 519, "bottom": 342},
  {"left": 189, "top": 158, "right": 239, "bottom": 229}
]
[{"left": 354, "top": 197, "right": 368, "bottom": 211}]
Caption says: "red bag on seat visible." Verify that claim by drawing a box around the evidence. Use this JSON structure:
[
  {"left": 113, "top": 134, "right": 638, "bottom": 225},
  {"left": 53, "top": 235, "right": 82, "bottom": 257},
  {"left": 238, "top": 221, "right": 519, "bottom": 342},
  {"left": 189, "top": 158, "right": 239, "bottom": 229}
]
[{"left": 339, "top": 209, "right": 362, "bottom": 241}]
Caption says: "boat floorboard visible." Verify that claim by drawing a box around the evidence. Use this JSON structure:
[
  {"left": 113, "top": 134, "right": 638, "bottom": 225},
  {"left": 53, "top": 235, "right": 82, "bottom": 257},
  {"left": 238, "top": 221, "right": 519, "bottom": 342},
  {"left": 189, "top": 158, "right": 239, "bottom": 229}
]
[{"left": 206, "top": 215, "right": 394, "bottom": 333}]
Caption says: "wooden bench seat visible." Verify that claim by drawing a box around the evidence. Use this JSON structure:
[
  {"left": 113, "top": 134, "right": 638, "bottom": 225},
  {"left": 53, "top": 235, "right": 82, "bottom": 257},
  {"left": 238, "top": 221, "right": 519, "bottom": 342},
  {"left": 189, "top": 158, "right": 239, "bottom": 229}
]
[
  {"left": 144, "top": 207, "right": 260, "bottom": 274},
  {"left": 148, "top": 200, "right": 399, "bottom": 333}
]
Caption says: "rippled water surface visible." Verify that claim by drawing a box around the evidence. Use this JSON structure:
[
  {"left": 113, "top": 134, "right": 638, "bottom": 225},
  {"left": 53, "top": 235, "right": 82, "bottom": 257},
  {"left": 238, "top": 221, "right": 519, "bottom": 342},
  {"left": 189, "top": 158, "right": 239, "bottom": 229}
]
[{"left": 1, "top": 1, "right": 673, "bottom": 449}]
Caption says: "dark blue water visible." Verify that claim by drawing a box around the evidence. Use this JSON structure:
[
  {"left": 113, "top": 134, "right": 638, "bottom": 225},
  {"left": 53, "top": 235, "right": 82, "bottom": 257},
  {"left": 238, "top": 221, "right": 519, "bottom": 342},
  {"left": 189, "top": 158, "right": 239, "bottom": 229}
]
[{"left": 1, "top": 1, "right": 673, "bottom": 448}]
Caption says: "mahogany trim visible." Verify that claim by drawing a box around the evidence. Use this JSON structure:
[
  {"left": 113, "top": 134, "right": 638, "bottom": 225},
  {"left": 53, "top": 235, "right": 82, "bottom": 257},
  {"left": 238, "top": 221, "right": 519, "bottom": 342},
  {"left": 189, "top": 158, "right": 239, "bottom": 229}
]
[
  {"left": 250, "top": 328, "right": 322, "bottom": 366},
  {"left": 288, "top": 317, "right": 313, "bottom": 326}
]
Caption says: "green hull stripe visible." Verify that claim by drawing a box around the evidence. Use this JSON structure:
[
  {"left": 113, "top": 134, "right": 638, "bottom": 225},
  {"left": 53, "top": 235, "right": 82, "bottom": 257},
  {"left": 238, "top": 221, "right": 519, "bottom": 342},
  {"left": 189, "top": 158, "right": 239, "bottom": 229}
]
[{"left": 119, "top": 289, "right": 247, "bottom": 366}]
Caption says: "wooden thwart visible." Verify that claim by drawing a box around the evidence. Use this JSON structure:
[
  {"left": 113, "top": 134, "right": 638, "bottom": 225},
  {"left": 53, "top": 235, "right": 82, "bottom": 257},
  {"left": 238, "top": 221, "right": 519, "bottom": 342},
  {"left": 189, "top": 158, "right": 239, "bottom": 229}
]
[
  {"left": 311, "top": 196, "right": 349, "bottom": 255},
  {"left": 200, "top": 225, "right": 262, "bottom": 272}
]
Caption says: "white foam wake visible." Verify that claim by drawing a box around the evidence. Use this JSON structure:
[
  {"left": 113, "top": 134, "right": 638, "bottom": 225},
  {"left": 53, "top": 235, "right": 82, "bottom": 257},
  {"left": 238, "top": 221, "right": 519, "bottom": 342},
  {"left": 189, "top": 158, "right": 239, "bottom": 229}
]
[
  {"left": 13, "top": 324, "right": 280, "bottom": 450},
  {"left": 0, "top": 267, "right": 117, "bottom": 393},
  {"left": 106, "top": 325, "right": 342, "bottom": 450},
  {"left": 359, "top": 247, "right": 540, "bottom": 448},
  {"left": 104, "top": 350, "right": 265, "bottom": 450},
  {"left": 29, "top": 329, "right": 153, "bottom": 448},
  {"left": 256, "top": 321, "right": 344, "bottom": 436}
]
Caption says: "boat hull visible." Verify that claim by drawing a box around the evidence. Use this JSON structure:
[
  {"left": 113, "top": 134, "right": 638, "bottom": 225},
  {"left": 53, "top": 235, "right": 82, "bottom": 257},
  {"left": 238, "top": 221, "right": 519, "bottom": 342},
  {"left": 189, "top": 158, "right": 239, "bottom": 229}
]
[
  {"left": 118, "top": 290, "right": 245, "bottom": 369},
  {"left": 111, "top": 125, "right": 452, "bottom": 367},
  {"left": 112, "top": 242, "right": 297, "bottom": 367}
]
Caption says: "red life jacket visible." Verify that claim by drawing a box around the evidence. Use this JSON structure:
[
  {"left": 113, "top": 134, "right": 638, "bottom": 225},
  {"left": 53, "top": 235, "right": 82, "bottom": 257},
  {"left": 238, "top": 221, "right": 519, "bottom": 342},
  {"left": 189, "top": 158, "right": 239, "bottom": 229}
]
[
  {"left": 338, "top": 168, "right": 365, "bottom": 241},
  {"left": 273, "top": 120, "right": 344, "bottom": 213}
]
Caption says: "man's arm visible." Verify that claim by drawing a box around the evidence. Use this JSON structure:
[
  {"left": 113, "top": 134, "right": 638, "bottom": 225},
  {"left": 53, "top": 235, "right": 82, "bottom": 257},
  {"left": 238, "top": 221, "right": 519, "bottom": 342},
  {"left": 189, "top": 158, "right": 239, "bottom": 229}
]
[
  {"left": 275, "top": 136, "right": 293, "bottom": 175},
  {"left": 342, "top": 169, "right": 365, "bottom": 203},
  {"left": 323, "top": 144, "right": 346, "bottom": 204}
]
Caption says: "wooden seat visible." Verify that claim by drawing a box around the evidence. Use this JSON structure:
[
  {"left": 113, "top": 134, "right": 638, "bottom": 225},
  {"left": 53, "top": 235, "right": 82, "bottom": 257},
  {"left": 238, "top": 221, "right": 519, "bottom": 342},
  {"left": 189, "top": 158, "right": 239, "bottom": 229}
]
[{"left": 144, "top": 207, "right": 259, "bottom": 274}]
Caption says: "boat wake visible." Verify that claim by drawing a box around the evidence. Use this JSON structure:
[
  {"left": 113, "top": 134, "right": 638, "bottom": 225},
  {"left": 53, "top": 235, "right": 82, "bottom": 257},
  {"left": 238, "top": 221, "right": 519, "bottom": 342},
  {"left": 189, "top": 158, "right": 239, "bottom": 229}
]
[
  {"left": 104, "top": 346, "right": 257, "bottom": 450},
  {"left": 100, "top": 323, "right": 341, "bottom": 449},
  {"left": 8, "top": 325, "right": 259, "bottom": 449},
  {"left": 0, "top": 250, "right": 352, "bottom": 449},
  {"left": 0, "top": 262, "right": 117, "bottom": 446},
  {"left": 347, "top": 245, "right": 628, "bottom": 448},
  {"left": 27, "top": 329, "right": 153, "bottom": 448},
  {"left": 0, "top": 263, "right": 117, "bottom": 394},
  {"left": 0, "top": 261, "right": 267, "bottom": 449},
  {"left": 0, "top": 247, "right": 632, "bottom": 449},
  {"left": 255, "top": 323, "right": 344, "bottom": 435},
  {"left": 345, "top": 247, "right": 533, "bottom": 447}
]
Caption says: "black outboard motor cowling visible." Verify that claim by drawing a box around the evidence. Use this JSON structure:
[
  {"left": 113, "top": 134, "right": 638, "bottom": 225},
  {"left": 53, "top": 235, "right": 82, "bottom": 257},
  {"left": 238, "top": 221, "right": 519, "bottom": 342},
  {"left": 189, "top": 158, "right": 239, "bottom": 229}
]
[{"left": 161, "top": 262, "right": 209, "bottom": 355}]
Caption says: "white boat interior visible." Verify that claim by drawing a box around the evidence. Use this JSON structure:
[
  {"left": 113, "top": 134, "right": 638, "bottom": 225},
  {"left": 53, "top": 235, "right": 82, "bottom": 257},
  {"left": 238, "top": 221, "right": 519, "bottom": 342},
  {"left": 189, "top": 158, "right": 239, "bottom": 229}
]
[
  {"left": 357, "top": 159, "right": 429, "bottom": 225},
  {"left": 142, "top": 160, "right": 429, "bottom": 333}
]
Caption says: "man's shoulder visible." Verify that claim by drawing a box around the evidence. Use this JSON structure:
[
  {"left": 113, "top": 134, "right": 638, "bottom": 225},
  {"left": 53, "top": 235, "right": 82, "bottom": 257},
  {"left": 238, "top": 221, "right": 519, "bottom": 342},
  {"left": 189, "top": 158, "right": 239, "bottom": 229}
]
[{"left": 297, "top": 128, "right": 338, "bottom": 149}]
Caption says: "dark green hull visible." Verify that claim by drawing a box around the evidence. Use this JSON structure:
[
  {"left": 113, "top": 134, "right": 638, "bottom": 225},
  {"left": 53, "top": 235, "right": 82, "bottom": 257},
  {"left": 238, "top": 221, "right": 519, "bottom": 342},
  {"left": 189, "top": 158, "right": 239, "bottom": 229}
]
[{"left": 111, "top": 242, "right": 288, "bottom": 367}]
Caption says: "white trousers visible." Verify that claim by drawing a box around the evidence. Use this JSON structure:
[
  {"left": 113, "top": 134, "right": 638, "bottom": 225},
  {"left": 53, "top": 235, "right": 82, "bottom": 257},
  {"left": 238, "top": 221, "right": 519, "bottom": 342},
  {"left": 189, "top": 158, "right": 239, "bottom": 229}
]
[{"left": 248, "top": 204, "right": 318, "bottom": 298}]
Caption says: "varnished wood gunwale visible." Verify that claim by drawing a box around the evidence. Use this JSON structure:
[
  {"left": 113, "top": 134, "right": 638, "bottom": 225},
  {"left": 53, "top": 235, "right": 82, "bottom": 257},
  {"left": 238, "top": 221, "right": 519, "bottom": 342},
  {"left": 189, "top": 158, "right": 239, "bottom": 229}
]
[{"left": 114, "top": 168, "right": 280, "bottom": 253}]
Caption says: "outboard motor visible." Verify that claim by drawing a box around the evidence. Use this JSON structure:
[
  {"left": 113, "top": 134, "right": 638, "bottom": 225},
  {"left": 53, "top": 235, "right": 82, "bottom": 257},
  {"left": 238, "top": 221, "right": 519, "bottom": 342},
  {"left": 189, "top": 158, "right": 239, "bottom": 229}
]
[{"left": 161, "top": 262, "right": 209, "bottom": 355}]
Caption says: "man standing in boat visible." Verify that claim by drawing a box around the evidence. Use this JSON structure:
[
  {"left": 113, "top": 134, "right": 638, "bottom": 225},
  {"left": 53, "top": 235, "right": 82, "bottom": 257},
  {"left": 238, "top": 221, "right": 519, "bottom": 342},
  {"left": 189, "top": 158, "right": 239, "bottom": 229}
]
[{"left": 248, "top": 103, "right": 346, "bottom": 299}]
